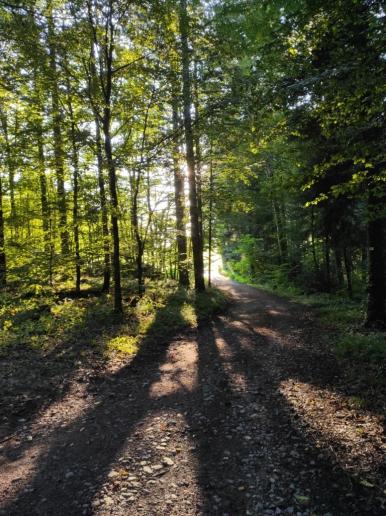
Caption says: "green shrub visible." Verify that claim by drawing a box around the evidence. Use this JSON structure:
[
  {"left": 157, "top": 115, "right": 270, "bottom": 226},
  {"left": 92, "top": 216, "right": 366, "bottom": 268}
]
[{"left": 335, "top": 332, "right": 386, "bottom": 364}]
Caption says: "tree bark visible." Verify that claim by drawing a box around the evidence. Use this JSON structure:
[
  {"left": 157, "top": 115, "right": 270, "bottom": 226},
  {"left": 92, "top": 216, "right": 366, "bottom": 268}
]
[
  {"left": 172, "top": 90, "right": 189, "bottom": 288},
  {"left": 272, "top": 198, "right": 283, "bottom": 264},
  {"left": 179, "top": 0, "right": 205, "bottom": 292},
  {"left": 67, "top": 88, "right": 81, "bottom": 293},
  {"left": 193, "top": 59, "right": 203, "bottom": 244},
  {"left": 324, "top": 235, "right": 331, "bottom": 292},
  {"left": 365, "top": 191, "right": 385, "bottom": 327},
  {"left": 208, "top": 146, "right": 214, "bottom": 287},
  {"left": 334, "top": 246, "right": 344, "bottom": 287},
  {"left": 88, "top": 34, "right": 111, "bottom": 293},
  {"left": 310, "top": 207, "right": 319, "bottom": 273},
  {"left": 47, "top": 4, "right": 69, "bottom": 255},
  {"left": 0, "top": 173, "right": 6, "bottom": 287},
  {"left": 0, "top": 115, "right": 16, "bottom": 230},
  {"left": 103, "top": 110, "right": 123, "bottom": 313},
  {"left": 95, "top": 118, "right": 111, "bottom": 292},
  {"left": 88, "top": 0, "right": 122, "bottom": 312},
  {"left": 343, "top": 247, "right": 353, "bottom": 298}
]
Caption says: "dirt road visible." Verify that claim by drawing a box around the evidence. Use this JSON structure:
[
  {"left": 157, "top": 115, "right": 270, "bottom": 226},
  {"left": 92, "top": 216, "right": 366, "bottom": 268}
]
[{"left": 1, "top": 277, "right": 385, "bottom": 515}]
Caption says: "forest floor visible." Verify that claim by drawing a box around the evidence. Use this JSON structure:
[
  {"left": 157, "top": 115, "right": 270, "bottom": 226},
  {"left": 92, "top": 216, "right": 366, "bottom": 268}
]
[{"left": 0, "top": 276, "right": 385, "bottom": 516}]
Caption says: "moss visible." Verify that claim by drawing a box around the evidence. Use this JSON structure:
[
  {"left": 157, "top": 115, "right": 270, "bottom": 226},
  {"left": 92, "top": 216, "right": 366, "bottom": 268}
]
[{"left": 106, "top": 335, "right": 139, "bottom": 355}]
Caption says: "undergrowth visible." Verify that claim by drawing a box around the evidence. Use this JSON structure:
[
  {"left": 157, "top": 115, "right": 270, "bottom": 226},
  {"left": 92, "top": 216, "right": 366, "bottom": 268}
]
[{"left": 0, "top": 279, "right": 227, "bottom": 359}]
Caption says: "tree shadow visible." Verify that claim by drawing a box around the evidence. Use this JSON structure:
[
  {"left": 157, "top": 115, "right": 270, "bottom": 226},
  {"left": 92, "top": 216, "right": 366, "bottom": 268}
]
[
  {"left": 1, "top": 281, "right": 385, "bottom": 515},
  {"left": 187, "top": 280, "right": 385, "bottom": 515},
  {"left": 0, "top": 294, "right": 129, "bottom": 453},
  {"left": 0, "top": 289, "right": 192, "bottom": 515}
]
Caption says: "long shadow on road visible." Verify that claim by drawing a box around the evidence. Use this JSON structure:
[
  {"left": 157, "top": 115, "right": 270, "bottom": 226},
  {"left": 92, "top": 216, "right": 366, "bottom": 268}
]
[
  {"left": 1, "top": 281, "right": 385, "bottom": 515},
  {"left": 1, "top": 291, "right": 190, "bottom": 515}
]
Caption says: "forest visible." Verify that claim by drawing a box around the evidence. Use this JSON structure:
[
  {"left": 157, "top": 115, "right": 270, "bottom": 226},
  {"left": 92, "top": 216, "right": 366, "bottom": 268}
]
[{"left": 0, "top": 0, "right": 385, "bottom": 515}]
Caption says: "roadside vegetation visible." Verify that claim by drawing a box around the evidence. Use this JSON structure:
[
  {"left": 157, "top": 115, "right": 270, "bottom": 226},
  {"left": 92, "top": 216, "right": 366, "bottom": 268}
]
[{"left": 0, "top": 280, "right": 227, "bottom": 359}]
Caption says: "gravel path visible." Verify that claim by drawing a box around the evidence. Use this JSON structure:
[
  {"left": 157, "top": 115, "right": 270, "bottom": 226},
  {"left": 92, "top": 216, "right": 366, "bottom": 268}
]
[{"left": 1, "top": 277, "right": 385, "bottom": 515}]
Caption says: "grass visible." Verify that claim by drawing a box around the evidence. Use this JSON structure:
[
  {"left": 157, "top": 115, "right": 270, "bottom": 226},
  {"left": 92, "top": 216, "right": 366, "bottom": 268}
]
[{"left": 0, "top": 279, "right": 228, "bottom": 359}]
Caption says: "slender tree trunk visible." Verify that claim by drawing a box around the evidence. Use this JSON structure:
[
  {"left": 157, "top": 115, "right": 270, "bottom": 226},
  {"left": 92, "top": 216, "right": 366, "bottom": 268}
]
[
  {"left": 334, "top": 246, "right": 344, "bottom": 287},
  {"left": 311, "top": 207, "right": 319, "bottom": 273},
  {"left": 0, "top": 173, "right": 6, "bottom": 287},
  {"left": 37, "top": 128, "right": 49, "bottom": 242},
  {"left": 171, "top": 91, "right": 189, "bottom": 287},
  {"left": 47, "top": 5, "right": 69, "bottom": 255},
  {"left": 95, "top": 118, "right": 111, "bottom": 292},
  {"left": 365, "top": 191, "right": 385, "bottom": 327},
  {"left": 179, "top": 0, "right": 205, "bottom": 292},
  {"left": 131, "top": 184, "right": 144, "bottom": 296},
  {"left": 130, "top": 89, "right": 155, "bottom": 297},
  {"left": 343, "top": 247, "right": 353, "bottom": 298},
  {"left": 67, "top": 90, "right": 81, "bottom": 293},
  {"left": 103, "top": 111, "right": 123, "bottom": 313},
  {"left": 32, "top": 40, "right": 52, "bottom": 266},
  {"left": 0, "top": 116, "right": 16, "bottom": 231},
  {"left": 272, "top": 199, "right": 283, "bottom": 264},
  {"left": 279, "top": 202, "right": 288, "bottom": 262},
  {"left": 9, "top": 117, "right": 17, "bottom": 228},
  {"left": 324, "top": 235, "right": 331, "bottom": 292},
  {"left": 36, "top": 114, "right": 54, "bottom": 284},
  {"left": 92, "top": 0, "right": 123, "bottom": 313},
  {"left": 208, "top": 148, "right": 214, "bottom": 287},
  {"left": 88, "top": 35, "right": 111, "bottom": 293},
  {"left": 193, "top": 59, "right": 203, "bottom": 244},
  {"left": 137, "top": 248, "right": 144, "bottom": 294}
]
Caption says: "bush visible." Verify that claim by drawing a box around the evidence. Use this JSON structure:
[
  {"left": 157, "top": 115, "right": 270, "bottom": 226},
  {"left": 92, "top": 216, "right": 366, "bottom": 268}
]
[{"left": 335, "top": 332, "right": 386, "bottom": 364}]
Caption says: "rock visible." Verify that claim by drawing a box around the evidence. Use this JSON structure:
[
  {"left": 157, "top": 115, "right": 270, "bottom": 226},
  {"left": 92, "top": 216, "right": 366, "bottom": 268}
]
[
  {"left": 143, "top": 466, "right": 153, "bottom": 474},
  {"left": 162, "top": 457, "right": 174, "bottom": 467},
  {"left": 103, "top": 496, "right": 113, "bottom": 505}
]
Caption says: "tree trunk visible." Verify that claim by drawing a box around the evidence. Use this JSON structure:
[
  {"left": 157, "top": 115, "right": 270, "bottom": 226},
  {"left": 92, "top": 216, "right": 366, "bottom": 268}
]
[
  {"left": 365, "top": 192, "right": 385, "bottom": 327},
  {"left": 36, "top": 111, "right": 54, "bottom": 286},
  {"left": 47, "top": 5, "right": 69, "bottom": 255},
  {"left": 67, "top": 89, "right": 81, "bottom": 293},
  {"left": 310, "top": 207, "right": 319, "bottom": 273},
  {"left": 0, "top": 173, "right": 6, "bottom": 287},
  {"left": 179, "top": 0, "right": 205, "bottom": 292},
  {"left": 279, "top": 202, "right": 289, "bottom": 262},
  {"left": 324, "top": 235, "right": 331, "bottom": 292},
  {"left": 193, "top": 59, "right": 203, "bottom": 244},
  {"left": 95, "top": 118, "right": 111, "bottom": 292},
  {"left": 334, "top": 246, "right": 344, "bottom": 287},
  {"left": 130, "top": 88, "right": 155, "bottom": 297},
  {"left": 131, "top": 182, "right": 144, "bottom": 296},
  {"left": 272, "top": 199, "right": 283, "bottom": 264},
  {"left": 208, "top": 148, "right": 214, "bottom": 287},
  {"left": 103, "top": 112, "right": 123, "bottom": 313},
  {"left": 0, "top": 115, "right": 16, "bottom": 232},
  {"left": 171, "top": 91, "right": 189, "bottom": 288},
  {"left": 343, "top": 247, "right": 353, "bottom": 298},
  {"left": 94, "top": 0, "right": 122, "bottom": 313},
  {"left": 361, "top": 246, "right": 367, "bottom": 282}
]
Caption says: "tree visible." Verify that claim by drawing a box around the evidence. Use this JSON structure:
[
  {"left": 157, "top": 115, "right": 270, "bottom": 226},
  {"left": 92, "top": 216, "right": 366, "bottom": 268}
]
[
  {"left": 179, "top": 0, "right": 205, "bottom": 292},
  {"left": 87, "top": 0, "right": 123, "bottom": 312}
]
